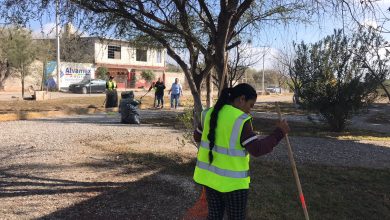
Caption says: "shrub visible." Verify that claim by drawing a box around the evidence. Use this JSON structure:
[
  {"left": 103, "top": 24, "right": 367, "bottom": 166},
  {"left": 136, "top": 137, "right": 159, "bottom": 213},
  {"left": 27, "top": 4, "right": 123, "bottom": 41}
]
[
  {"left": 96, "top": 67, "right": 108, "bottom": 80},
  {"left": 141, "top": 70, "right": 155, "bottom": 83},
  {"left": 290, "top": 30, "right": 385, "bottom": 132},
  {"left": 176, "top": 108, "right": 197, "bottom": 147}
]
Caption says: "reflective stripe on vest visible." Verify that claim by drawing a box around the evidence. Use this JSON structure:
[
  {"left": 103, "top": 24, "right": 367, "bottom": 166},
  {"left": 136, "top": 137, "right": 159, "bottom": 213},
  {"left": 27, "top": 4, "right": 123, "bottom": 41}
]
[
  {"left": 197, "top": 161, "right": 249, "bottom": 178},
  {"left": 229, "top": 113, "right": 249, "bottom": 148},
  {"left": 199, "top": 140, "right": 247, "bottom": 157}
]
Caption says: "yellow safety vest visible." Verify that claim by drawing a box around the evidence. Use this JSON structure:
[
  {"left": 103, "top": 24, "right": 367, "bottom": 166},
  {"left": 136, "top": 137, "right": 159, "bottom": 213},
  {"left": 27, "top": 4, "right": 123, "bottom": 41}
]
[
  {"left": 193, "top": 105, "right": 251, "bottom": 192},
  {"left": 107, "top": 81, "right": 116, "bottom": 90}
]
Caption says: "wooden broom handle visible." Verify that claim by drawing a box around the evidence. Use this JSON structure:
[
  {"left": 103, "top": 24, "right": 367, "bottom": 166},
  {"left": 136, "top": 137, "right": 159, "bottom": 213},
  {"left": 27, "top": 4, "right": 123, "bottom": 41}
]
[{"left": 275, "top": 102, "right": 309, "bottom": 220}]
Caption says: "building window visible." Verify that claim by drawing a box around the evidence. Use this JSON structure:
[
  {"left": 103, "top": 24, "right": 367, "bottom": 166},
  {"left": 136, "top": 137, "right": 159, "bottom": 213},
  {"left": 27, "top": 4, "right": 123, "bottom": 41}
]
[
  {"left": 108, "top": 45, "right": 121, "bottom": 59},
  {"left": 156, "top": 49, "right": 162, "bottom": 63},
  {"left": 136, "top": 49, "right": 147, "bottom": 62}
]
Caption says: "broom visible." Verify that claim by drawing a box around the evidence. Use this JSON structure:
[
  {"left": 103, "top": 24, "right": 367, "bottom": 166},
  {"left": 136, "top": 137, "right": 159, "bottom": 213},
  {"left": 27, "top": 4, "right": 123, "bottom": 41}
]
[
  {"left": 275, "top": 102, "right": 309, "bottom": 220},
  {"left": 182, "top": 187, "right": 208, "bottom": 220}
]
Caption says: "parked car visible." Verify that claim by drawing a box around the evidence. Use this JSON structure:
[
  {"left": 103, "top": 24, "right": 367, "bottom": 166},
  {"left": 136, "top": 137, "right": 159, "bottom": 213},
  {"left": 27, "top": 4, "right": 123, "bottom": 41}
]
[
  {"left": 68, "top": 79, "right": 106, "bottom": 94},
  {"left": 266, "top": 86, "right": 281, "bottom": 93}
]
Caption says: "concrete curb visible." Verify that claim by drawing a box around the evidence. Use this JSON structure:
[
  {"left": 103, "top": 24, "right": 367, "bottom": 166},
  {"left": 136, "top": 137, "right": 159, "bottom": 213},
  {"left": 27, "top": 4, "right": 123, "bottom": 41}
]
[{"left": 0, "top": 107, "right": 119, "bottom": 122}]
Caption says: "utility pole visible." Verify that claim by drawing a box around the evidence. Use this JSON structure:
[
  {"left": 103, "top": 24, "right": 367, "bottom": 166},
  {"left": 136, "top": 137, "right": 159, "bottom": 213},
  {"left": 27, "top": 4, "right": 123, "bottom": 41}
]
[
  {"left": 260, "top": 46, "right": 268, "bottom": 94},
  {"left": 56, "top": 0, "right": 61, "bottom": 91},
  {"left": 262, "top": 52, "right": 265, "bottom": 94}
]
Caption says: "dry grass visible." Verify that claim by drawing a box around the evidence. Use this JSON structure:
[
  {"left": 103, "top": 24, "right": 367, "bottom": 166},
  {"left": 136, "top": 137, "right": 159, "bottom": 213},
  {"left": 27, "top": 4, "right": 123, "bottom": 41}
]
[
  {"left": 0, "top": 96, "right": 105, "bottom": 113},
  {"left": 252, "top": 102, "right": 305, "bottom": 115}
]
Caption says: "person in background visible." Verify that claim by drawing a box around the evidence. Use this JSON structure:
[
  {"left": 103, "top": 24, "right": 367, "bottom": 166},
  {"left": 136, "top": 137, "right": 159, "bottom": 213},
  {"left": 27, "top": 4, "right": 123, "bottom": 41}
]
[
  {"left": 106, "top": 75, "right": 117, "bottom": 91},
  {"left": 105, "top": 75, "right": 118, "bottom": 108},
  {"left": 148, "top": 81, "right": 157, "bottom": 107},
  {"left": 193, "top": 83, "right": 290, "bottom": 220},
  {"left": 168, "top": 78, "right": 183, "bottom": 109},
  {"left": 153, "top": 77, "right": 166, "bottom": 108}
]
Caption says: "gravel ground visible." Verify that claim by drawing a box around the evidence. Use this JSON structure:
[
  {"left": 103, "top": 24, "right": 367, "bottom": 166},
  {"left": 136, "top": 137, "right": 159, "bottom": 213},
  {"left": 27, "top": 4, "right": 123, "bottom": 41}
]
[
  {"left": 252, "top": 107, "right": 390, "bottom": 135},
  {"left": 0, "top": 112, "right": 197, "bottom": 219},
  {"left": 1, "top": 110, "right": 389, "bottom": 219},
  {"left": 260, "top": 136, "right": 390, "bottom": 168}
]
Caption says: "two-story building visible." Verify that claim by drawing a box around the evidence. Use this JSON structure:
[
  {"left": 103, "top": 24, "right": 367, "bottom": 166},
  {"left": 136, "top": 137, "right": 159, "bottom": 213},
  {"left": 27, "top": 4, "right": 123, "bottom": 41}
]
[
  {"left": 91, "top": 37, "right": 167, "bottom": 89},
  {"left": 64, "top": 37, "right": 168, "bottom": 89}
]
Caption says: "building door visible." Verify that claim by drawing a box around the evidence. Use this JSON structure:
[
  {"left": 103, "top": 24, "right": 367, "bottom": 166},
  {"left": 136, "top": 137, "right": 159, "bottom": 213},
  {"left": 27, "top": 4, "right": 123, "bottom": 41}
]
[{"left": 128, "top": 69, "right": 136, "bottom": 88}]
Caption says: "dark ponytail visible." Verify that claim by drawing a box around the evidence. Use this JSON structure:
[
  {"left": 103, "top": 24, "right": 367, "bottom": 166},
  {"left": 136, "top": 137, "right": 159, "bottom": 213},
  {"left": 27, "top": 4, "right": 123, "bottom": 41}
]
[
  {"left": 207, "top": 87, "right": 231, "bottom": 164},
  {"left": 207, "top": 83, "right": 257, "bottom": 164}
]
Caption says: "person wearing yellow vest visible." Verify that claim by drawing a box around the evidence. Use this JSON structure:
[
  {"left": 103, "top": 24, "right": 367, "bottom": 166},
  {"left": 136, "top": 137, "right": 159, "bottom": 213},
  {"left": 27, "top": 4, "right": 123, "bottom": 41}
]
[
  {"left": 106, "top": 76, "right": 117, "bottom": 91},
  {"left": 105, "top": 76, "right": 118, "bottom": 108},
  {"left": 193, "top": 83, "right": 290, "bottom": 219}
]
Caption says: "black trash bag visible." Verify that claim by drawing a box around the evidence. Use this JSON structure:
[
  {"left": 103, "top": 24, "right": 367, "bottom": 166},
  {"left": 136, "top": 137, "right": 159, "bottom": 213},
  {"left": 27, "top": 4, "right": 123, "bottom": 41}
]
[
  {"left": 119, "top": 93, "right": 141, "bottom": 124},
  {"left": 123, "top": 104, "right": 140, "bottom": 124},
  {"left": 121, "top": 91, "right": 133, "bottom": 99},
  {"left": 105, "top": 90, "right": 118, "bottom": 108}
]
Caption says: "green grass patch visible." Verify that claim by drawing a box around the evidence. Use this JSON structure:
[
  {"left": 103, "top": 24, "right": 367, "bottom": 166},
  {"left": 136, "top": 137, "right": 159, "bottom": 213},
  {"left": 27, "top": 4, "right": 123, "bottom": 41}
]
[{"left": 248, "top": 160, "right": 390, "bottom": 219}]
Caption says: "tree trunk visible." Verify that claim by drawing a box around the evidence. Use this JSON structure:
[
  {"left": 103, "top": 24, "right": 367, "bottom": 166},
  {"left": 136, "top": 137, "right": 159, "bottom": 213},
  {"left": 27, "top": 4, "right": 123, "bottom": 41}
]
[
  {"left": 21, "top": 68, "right": 25, "bottom": 98},
  {"left": 0, "top": 79, "right": 4, "bottom": 91},
  {"left": 192, "top": 87, "right": 203, "bottom": 128},
  {"left": 0, "top": 63, "right": 11, "bottom": 91},
  {"left": 215, "top": 52, "right": 229, "bottom": 95},
  {"left": 206, "top": 73, "right": 213, "bottom": 108}
]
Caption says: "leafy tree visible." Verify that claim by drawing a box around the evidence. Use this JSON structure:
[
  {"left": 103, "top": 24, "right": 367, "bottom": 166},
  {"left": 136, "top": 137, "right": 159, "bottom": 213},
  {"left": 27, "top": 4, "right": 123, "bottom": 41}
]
[
  {"left": 95, "top": 66, "right": 108, "bottom": 80},
  {"left": 141, "top": 70, "right": 155, "bottom": 83},
  {"left": 290, "top": 30, "right": 386, "bottom": 132},
  {"left": 0, "top": 32, "right": 11, "bottom": 90},
  {"left": 1, "top": 27, "right": 39, "bottom": 97}
]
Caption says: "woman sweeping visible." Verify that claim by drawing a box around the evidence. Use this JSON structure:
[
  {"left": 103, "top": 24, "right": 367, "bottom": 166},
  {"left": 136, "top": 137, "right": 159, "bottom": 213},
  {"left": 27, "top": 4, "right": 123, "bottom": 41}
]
[{"left": 193, "top": 83, "right": 290, "bottom": 220}]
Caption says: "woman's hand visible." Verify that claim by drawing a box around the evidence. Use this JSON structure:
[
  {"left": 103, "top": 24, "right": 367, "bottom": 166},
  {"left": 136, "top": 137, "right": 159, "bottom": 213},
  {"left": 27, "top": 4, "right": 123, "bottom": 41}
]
[{"left": 276, "top": 119, "right": 290, "bottom": 135}]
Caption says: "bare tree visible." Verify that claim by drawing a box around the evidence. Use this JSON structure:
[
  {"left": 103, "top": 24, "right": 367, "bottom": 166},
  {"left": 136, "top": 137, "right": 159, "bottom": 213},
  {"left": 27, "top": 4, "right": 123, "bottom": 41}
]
[
  {"left": 351, "top": 27, "right": 390, "bottom": 102},
  {"left": 272, "top": 49, "right": 294, "bottom": 93},
  {"left": 227, "top": 43, "right": 262, "bottom": 88}
]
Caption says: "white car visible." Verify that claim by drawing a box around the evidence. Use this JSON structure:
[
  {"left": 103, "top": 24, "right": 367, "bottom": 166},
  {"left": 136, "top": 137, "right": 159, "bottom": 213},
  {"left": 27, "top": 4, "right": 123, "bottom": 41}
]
[{"left": 266, "top": 86, "right": 281, "bottom": 93}]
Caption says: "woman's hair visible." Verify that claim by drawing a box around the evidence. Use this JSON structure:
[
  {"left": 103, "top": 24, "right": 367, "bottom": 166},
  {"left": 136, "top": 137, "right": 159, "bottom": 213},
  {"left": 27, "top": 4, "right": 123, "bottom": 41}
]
[{"left": 207, "top": 83, "right": 257, "bottom": 164}]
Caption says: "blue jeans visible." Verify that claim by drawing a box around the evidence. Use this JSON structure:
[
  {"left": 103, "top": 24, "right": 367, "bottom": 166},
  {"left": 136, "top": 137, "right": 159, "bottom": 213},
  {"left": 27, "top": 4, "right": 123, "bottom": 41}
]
[
  {"left": 156, "top": 94, "right": 164, "bottom": 107},
  {"left": 170, "top": 94, "right": 180, "bottom": 108}
]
